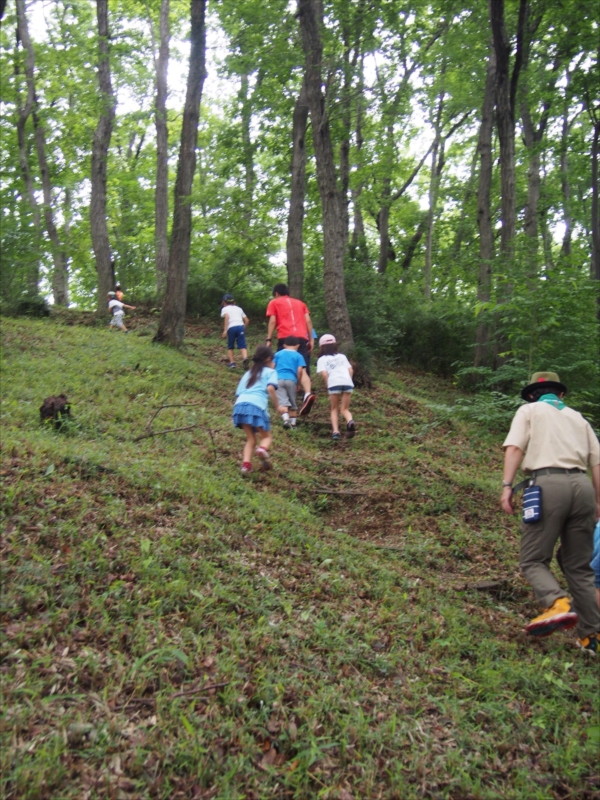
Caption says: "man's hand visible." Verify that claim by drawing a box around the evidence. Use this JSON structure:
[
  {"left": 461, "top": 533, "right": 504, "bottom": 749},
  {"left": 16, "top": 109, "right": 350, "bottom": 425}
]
[
  {"left": 307, "top": 338, "right": 314, "bottom": 352},
  {"left": 501, "top": 486, "right": 515, "bottom": 514},
  {"left": 222, "top": 331, "right": 227, "bottom": 339}
]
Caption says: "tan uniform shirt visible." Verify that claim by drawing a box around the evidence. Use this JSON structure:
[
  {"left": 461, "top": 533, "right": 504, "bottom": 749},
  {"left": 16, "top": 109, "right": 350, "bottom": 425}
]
[{"left": 503, "top": 402, "right": 600, "bottom": 473}]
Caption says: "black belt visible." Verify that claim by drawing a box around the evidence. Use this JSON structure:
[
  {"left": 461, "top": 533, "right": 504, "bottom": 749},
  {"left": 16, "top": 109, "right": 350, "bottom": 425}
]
[
  {"left": 513, "top": 467, "right": 585, "bottom": 494},
  {"left": 531, "top": 467, "right": 585, "bottom": 478}
]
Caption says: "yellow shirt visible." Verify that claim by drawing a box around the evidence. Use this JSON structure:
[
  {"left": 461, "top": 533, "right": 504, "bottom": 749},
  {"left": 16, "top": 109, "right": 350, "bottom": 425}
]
[{"left": 503, "top": 402, "right": 600, "bottom": 473}]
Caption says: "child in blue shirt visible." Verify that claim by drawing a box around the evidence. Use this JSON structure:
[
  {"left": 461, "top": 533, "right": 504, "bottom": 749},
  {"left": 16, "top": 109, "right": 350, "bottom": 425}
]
[
  {"left": 273, "top": 337, "right": 308, "bottom": 429},
  {"left": 233, "top": 346, "right": 285, "bottom": 474}
]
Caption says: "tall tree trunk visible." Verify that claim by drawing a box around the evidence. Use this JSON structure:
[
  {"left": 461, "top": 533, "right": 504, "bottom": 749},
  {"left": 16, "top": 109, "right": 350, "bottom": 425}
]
[
  {"left": 377, "top": 145, "right": 393, "bottom": 274},
  {"left": 154, "top": 0, "right": 207, "bottom": 346},
  {"left": 451, "top": 149, "right": 478, "bottom": 257},
  {"left": 474, "top": 42, "right": 496, "bottom": 367},
  {"left": 297, "top": 0, "right": 354, "bottom": 350},
  {"left": 424, "top": 87, "right": 445, "bottom": 300},
  {"left": 559, "top": 89, "right": 572, "bottom": 258},
  {"left": 90, "top": 0, "right": 116, "bottom": 312},
  {"left": 286, "top": 77, "right": 309, "bottom": 299},
  {"left": 591, "top": 117, "right": 600, "bottom": 288},
  {"left": 150, "top": 0, "right": 170, "bottom": 297},
  {"left": 240, "top": 73, "right": 256, "bottom": 222},
  {"left": 339, "top": 23, "right": 352, "bottom": 246},
  {"left": 351, "top": 53, "right": 366, "bottom": 260},
  {"left": 490, "top": 0, "right": 522, "bottom": 260},
  {"left": 16, "top": 0, "right": 69, "bottom": 306},
  {"left": 14, "top": 27, "right": 41, "bottom": 297}
]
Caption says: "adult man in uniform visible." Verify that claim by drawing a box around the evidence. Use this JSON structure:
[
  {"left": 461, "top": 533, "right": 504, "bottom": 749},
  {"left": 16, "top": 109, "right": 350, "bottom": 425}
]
[
  {"left": 265, "top": 283, "right": 316, "bottom": 415},
  {"left": 501, "top": 371, "right": 600, "bottom": 654}
]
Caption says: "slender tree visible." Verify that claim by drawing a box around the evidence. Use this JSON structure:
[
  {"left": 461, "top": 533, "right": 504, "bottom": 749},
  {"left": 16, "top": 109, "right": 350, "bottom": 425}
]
[
  {"left": 489, "top": 0, "right": 526, "bottom": 260},
  {"left": 147, "top": 0, "right": 170, "bottom": 296},
  {"left": 90, "top": 0, "right": 116, "bottom": 312},
  {"left": 14, "top": 26, "right": 42, "bottom": 297},
  {"left": 286, "top": 77, "right": 309, "bottom": 299},
  {"left": 297, "top": 0, "right": 354, "bottom": 349},
  {"left": 474, "top": 41, "right": 496, "bottom": 367},
  {"left": 154, "top": 0, "right": 207, "bottom": 346},
  {"left": 16, "top": 0, "right": 69, "bottom": 306}
]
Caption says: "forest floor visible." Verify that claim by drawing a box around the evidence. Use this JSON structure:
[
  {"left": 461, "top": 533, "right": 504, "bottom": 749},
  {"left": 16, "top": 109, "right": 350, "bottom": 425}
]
[{"left": 1, "top": 314, "right": 599, "bottom": 800}]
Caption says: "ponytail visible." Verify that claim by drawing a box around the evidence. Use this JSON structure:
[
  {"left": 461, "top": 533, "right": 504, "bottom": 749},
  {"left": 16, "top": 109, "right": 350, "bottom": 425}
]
[{"left": 246, "top": 345, "right": 273, "bottom": 388}]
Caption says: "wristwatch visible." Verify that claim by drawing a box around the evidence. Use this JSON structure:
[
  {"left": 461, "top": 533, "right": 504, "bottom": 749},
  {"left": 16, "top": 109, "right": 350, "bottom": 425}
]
[{"left": 502, "top": 481, "right": 512, "bottom": 488}]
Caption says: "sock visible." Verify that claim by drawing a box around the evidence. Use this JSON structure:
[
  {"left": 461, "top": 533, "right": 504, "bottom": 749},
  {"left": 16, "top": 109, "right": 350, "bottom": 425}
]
[
  {"left": 282, "top": 412, "right": 289, "bottom": 422},
  {"left": 290, "top": 418, "right": 297, "bottom": 426}
]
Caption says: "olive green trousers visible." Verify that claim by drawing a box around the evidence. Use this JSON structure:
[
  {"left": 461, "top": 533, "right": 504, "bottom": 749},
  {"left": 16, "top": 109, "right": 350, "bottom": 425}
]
[{"left": 519, "top": 471, "right": 599, "bottom": 637}]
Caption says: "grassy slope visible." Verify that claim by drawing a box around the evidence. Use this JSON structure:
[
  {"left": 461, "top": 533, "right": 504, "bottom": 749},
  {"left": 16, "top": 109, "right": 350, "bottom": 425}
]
[{"left": 1, "top": 316, "right": 598, "bottom": 800}]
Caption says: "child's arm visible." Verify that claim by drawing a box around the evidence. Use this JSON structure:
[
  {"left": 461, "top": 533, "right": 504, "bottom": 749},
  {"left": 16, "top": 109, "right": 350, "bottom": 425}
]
[
  {"left": 123, "top": 304, "right": 136, "bottom": 310},
  {"left": 222, "top": 313, "right": 229, "bottom": 338},
  {"left": 268, "top": 385, "right": 287, "bottom": 415},
  {"left": 320, "top": 370, "right": 329, "bottom": 387},
  {"left": 243, "top": 315, "right": 249, "bottom": 326}
]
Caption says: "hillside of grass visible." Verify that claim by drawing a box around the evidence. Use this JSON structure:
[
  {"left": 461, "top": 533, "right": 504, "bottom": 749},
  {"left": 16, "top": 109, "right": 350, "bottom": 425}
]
[{"left": 1, "top": 315, "right": 599, "bottom": 800}]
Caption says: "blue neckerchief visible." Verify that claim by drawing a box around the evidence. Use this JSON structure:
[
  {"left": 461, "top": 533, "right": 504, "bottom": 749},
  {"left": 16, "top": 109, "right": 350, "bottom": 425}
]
[{"left": 538, "top": 393, "right": 565, "bottom": 410}]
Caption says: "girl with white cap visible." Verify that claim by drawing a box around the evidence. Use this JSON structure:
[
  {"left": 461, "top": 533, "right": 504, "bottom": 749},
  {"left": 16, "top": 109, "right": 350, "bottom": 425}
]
[{"left": 316, "top": 334, "right": 356, "bottom": 441}]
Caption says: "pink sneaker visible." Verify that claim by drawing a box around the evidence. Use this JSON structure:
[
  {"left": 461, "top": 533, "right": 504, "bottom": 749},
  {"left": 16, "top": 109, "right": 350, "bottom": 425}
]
[
  {"left": 241, "top": 462, "right": 252, "bottom": 474},
  {"left": 255, "top": 447, "right": 272, "bottom": 471}
]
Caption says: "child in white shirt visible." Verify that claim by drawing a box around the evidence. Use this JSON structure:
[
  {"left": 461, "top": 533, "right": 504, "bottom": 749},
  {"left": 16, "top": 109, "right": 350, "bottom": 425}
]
[
  {"left": 221, "top": 293, "right": 249, "bottom": 369},
  {"left": 107, "top": 291, "right": 136, "bottom": 332},
  {"left": 316, "top": 334, "right": 356, "bottom": 440}
]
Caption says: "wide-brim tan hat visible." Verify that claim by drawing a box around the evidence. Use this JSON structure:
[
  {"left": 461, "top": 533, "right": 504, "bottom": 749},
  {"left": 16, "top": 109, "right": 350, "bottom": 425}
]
[{"left": 521, "top": 371, "right": 567, "bottom": 401}]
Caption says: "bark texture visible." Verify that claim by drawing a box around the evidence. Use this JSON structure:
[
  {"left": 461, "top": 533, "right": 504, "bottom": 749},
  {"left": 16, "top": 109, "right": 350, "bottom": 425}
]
[
  {"left": 474, "top": 42, "right": 496, "bottom": 367},
  {"left": 286, "top": 78, "right": 309, "bottom": 299},
  {"left": 154, "top": 0, "right": 206, "bottom": 346},
  {"left": 90, "top": 0, "right": 116, "bottom": 312},
  {"left": 14, "top": 28, "right": 42, "bottom": 297},
  {"left": 424, "top": 86, "right": 445, "bottom": 300},
  {"left": 489, "top": 0, "right": 526, "bottom": 259},
  {"left": 297, "top": 0, "right": 354, "bottom": 349},
  {"left": 152, "top": 0, "right": 170, "bottom": 296},
  {"left": 559, "top": 82, "right": 573, "bottom": 257},
  {"left": 591, "top": 117, "right": 600, "bottom": 287},
  {"left": 16, "top": 0, "right": 69, "bottom": 306}
]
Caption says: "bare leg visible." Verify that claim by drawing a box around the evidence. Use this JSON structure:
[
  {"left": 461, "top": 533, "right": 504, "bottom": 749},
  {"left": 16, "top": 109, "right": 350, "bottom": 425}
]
[
  {"left": 240, "top": 347, "right": 248, "bottom": 360},
  {"left": 330, "top": 393, "right": 340, "bottom": 433},
  {"left": 241, "top": 425, "right": 256, "bottom": 463},
  {"left": 256, "top": 428, "right": 272, "bottom": 451},
  {"left": 300, "top": 369, "right": 312, "bottom": 394},
  {"left": 227, "top": 348, "right": 235, "bottom": 363},
  {"left": 340, "top": 392, "right": 353, "bottom": 424}
]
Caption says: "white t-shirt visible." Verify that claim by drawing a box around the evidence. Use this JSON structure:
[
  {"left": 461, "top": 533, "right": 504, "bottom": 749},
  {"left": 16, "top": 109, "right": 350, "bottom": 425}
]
[
  {"left": 316, "top": 353, "right": 354, "bottom": 388},
  {"left": 109, "top": 299, "right": 124, "bottom": 315},
  {"left": 221, "top": 304, "right": 246, "bottom": 329}
]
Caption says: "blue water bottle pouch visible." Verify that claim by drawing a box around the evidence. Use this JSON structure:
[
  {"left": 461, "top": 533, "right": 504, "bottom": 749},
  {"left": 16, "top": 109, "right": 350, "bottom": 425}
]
[{"left": 522, "top": 484, "right": 542, "bottom": 523}]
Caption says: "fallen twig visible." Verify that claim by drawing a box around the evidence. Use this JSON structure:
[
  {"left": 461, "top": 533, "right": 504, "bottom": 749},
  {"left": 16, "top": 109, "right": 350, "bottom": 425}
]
[
  {"left": 172, "top": 681, "right": 230, "bottom": 699},
  {"left": 315, "top": 488, "right": 370, "bottom": 496},
  {"left": 133, "top": 423, "right": 201, "bottom": 442},
  {"left": 145, "top": 402, "right": 203, "bottom": 432}
]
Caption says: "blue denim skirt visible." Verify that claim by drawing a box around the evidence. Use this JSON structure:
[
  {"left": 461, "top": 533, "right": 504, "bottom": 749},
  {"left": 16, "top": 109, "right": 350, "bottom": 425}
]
[{"left": 232, "top": 402, "right": 270, "bottom": 432}]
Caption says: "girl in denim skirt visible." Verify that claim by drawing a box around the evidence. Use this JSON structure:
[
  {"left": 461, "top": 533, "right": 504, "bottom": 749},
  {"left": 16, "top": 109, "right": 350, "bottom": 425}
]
[
  {"left": 316, "top": 334, "right": 356, "bottom": 441},
  {"left": 233, "top": 346, "right": 286, "bottom": 474}
]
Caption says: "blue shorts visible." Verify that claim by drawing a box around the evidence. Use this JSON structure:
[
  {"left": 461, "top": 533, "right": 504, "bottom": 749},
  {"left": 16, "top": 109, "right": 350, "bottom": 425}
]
[
  {"left": 232, "top": 402, "right": 270, "bottom": 432},
  {"left": 328, "top": 385, "right": 354, "bottom": 395},
  {"left": 227, "top": 326, "right": 246, "bottom": 350}
]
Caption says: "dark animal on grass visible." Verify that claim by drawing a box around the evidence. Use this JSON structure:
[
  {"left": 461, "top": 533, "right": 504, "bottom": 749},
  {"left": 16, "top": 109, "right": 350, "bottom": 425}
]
[{"left": 40, "top": 395, "right": 71, "bottom": 429}]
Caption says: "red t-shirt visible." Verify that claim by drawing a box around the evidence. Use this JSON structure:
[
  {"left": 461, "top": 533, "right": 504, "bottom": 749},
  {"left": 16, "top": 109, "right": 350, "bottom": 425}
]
[{"left": 266, "top": 296, "right": 310, "bottom": 340}]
